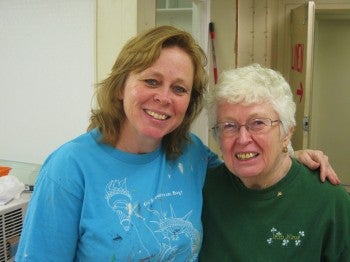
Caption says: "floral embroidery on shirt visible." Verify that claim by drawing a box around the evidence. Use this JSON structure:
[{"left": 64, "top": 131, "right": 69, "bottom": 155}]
[{"left": 267, "top": 227, "right": 305, "bottom": 247}]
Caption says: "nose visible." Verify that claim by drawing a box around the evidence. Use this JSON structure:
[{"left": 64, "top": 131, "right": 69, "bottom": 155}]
[
  {"left": 236, "top": 125, "right": 252, "bottom": 144},
  {"left": 153, "top": 88, "right": 171, "bottom": 105}
]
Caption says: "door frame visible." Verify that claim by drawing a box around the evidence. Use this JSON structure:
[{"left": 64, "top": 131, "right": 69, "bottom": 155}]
[{"left": 289, "top": 1, "right": 315, "bottom": 150}]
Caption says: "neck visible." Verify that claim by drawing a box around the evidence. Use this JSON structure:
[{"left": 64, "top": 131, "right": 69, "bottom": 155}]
[
  {"left": 116, "top": 126, "right": 161, "bottom": 154},
  {"left": 241, "top": 156, "right": 292, "bottom": 190}
]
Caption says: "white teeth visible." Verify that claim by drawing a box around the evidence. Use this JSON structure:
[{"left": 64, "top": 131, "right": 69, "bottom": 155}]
[
  {"left": 146, "top": 110, "right": 168, "bottom": 120},
  {"left": 236, "top": 152, "right": 257, "bottom": 160}
]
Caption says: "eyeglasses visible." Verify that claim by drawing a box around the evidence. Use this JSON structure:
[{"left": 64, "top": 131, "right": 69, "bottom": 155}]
[{"left": 212, "top": 118, "right": 281, "bottom": 137}]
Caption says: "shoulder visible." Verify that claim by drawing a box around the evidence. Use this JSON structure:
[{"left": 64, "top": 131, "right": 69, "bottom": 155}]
[
  {"left": 37, "top": 131, "right": 98, "bottom": 195},
  {"left": 294, "top": 159, "right": 350, "bottom": 204},
  {"left": 185, "top": 133, "right": 212, "bottom": 154},
  {"left": 205, "top": 163, "right": 229, "bottom": 184},
  {"left": 187, "top": 132, "right": 205, "bottom": 146},
  {"left": 203, "top": 164, "right": 233, "bottom": 199},
  {"left": 44, "top": 130, "right": 98, "bottom": 165},
  {"left": 207, "top": 163, "right": 227, "bottom": 175},
  {"left": 184, "top": 133, "right": 221, "bottom": 168}
]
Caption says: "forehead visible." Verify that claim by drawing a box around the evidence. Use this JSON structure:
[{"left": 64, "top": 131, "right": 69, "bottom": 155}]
[
  {"left": 155, "top": 46, "right": 193, "bottom": 67},
  {"left": 217, "top": 101, "right": 277, "bottom": 120},
  {"left": 140, "top": 47, "right": 194, "bottom": 80}
]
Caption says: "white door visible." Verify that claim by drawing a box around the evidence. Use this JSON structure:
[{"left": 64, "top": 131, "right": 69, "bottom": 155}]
[
  {"left": 290, "top": 1, "right": 315, "bottom": 150},
  {"left": 290, "top": 2, "right": 350, "bottom": 189},
  {"left": 310, "top": 14, "right": 350, "bottom": 188}
]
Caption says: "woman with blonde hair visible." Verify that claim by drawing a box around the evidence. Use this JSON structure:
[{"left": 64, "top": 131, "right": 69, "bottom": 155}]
[{"left": 16, "top": 28, "right": 338, "bottom": 261}]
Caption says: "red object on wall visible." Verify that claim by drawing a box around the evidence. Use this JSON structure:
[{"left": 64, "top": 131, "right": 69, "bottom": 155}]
[
  {"left": 296, "top": 82, "right": 303, "bottom": 102},
  {"left": 292, "top": 44, "right": 304, "bottom": 73},
  {"left": 209, "top": 22, "right": 218, "bottom": 84}
]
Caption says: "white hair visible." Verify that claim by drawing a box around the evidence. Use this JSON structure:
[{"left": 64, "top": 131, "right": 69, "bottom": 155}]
[{"left": 206, "top": 64, "right": 296, "bottom": 142}]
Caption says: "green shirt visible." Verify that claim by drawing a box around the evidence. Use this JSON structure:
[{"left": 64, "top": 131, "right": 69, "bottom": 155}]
[{"left": 200, "top": 159, "right": 350, "bottom": 261}]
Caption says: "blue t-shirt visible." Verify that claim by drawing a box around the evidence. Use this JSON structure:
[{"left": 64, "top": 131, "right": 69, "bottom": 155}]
[{"left": 16, "top": 129, "right": 221, "bottom": 261}]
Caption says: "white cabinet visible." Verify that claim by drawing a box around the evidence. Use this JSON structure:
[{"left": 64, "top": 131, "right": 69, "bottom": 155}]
[{"left": 156, "top": 0, "right": 193, "bottom": 33}]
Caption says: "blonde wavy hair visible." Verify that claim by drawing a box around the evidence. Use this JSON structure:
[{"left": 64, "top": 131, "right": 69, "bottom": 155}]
[{"left": 88, "top": 26, "right": 208, "bottom": 159}]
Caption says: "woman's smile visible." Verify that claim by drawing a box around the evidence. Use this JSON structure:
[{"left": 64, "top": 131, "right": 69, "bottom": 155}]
[
  {"left": 118, "top": 46, "right": 194, "bottom": 152},
  {"left": 144, "top": 109, "right": 170, "bottom": 120},
  {"left": 235, "top": 152, "right": 259, "bottom": 160}
]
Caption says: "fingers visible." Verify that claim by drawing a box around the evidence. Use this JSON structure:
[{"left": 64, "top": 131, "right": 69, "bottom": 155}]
[
  {"left": 314, "top": 150, "right": 327, "bottom": 182},
  {"left": 294, "top": 149, "right": 341, "bottom": 185},
  {"left": 316, "top": 152, "right": 341, "bottom": 185},
  {"left": 320, "top": 161, "right": 341, "bottom": 184},
  {"left": 295, "top": 149, "right": 320, "bottom": 169}
]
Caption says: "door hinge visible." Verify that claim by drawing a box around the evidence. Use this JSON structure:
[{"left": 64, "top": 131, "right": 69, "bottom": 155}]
[{"left": 303, "top": 116, "right": 309, "bottom": 131}]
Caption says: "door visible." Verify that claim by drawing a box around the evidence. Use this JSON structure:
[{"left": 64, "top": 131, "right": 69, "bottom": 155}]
[
  {"left": 290, "top": 1, "right": 315, "bottom": 150},
  {"left": 310, "top": 14, "right": 350, "bottom": 189},
  {"left": 291, "top": 2, "right": 350, "bottom": 189}
]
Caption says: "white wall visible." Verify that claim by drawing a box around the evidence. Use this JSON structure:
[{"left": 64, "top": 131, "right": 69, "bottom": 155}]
[
  {"left": 96, "top": 0, "right": 140, "bottom": 83},
  {"left": 208, "top": 0, "right": 236, "bottom": 155},
  {"left": 0, "top": 0, "right": 95, "bottom": 164}
]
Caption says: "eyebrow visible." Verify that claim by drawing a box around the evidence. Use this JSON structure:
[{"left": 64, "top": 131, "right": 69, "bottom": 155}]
[
  {"left": 218, "top": 114, "right": 270, "bottom": 122},
  {"left": 141, "top": 69, "right": 192, "bottom": 88}
]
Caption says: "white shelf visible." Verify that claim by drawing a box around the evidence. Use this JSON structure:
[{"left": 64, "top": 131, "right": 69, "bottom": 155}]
[{"left": 157, "top": 8, "right": 192, "bottom": 13}]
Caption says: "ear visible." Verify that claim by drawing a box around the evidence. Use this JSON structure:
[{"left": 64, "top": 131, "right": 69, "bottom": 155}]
[
  {"left": 283, "top": 126, "right": 295, "bottom": 146},
  {"left": 117, "top": 88, "right": 124, "bottom": 100}
]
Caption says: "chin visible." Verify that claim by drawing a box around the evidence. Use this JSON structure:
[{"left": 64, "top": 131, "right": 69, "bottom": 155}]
[
  {"left": 237, "top": 173, "right": 260, "bottom": 179},
  {"left": 231, "top": 168, "right": 261, "bottom": 178},
  {"left": 142, "top": 129, "right": 170, "bottom": 140}
]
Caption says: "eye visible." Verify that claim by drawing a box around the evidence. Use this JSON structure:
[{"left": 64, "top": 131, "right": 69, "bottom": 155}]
[
  {"left": 144, "top": 79, "right": 159, "bottom": 87},
  {"left": 172, "top": 85, "right": 189, "bottom": 95},
  {"left": 249, "top": 118, "right": 268, "bottom": 130},
  {"left": 223, "top": 122, "right": 238, "bottom": 131}
]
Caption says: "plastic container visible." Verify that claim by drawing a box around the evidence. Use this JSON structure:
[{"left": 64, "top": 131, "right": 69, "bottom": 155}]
[{"left": 0, "top": 166, "right": 12, "bottom": 176}]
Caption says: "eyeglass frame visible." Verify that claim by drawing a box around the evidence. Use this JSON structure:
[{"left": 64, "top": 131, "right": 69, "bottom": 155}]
[{"left": 212, "top": 118, "right": 282, "bottom": 137}]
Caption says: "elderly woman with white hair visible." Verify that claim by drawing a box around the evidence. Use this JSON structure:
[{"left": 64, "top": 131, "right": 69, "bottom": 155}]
[{"left": 200, "top": 64, "right": 350, "bottom": 261}]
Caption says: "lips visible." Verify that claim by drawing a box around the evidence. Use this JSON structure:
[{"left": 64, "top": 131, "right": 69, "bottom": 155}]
[
  {"left": 235, "top": 152, "right": 259, "bottom": 160},
  {"left": 145, "top": 109, "right": 170, "bottom": 120}
]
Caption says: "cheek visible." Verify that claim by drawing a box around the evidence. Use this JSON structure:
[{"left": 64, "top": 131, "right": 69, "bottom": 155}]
[
  {"left": 262, "top": 136, "right": 284, "bottom": 161},
  {"left": 122, "top": 91, "right": 133, "bottom": 112},
  {"left": 123, "top": 86, "right": 146, "bottom": 107},
  {"left": 127, "top": 86, "right": 143, "bottom": 100},
  {"left": 219, "top": 138, "right": 234, "bottom": 159},
  {"left": 220, "top": 141, "right": 238, "bottom": 174},
  {"left": 175, "top": 97, "right": 191, "bottom": 115}
]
